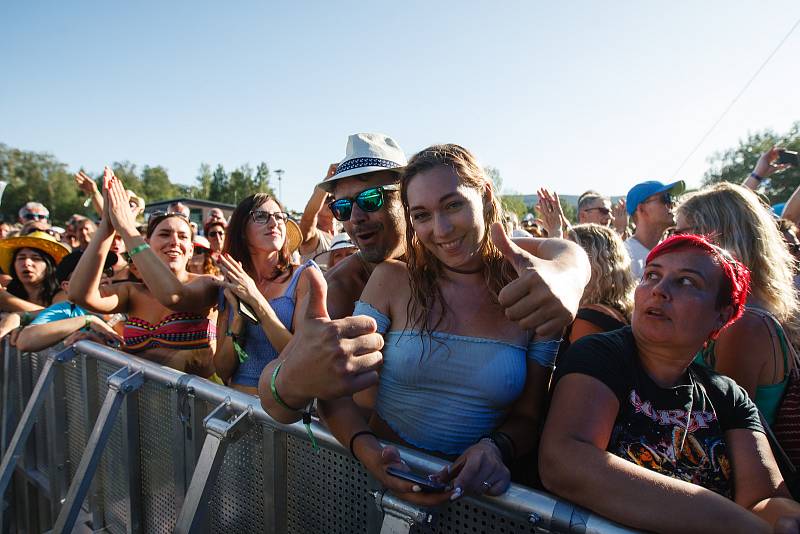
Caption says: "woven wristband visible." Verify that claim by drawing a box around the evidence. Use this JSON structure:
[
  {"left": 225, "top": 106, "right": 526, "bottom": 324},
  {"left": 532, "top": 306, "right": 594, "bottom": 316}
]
[
  {"left": 270, "top": 360, "right": 301, "bottom": 412},
  {"left": 128, "top": 243, "right": 150, "bottom": 258}
]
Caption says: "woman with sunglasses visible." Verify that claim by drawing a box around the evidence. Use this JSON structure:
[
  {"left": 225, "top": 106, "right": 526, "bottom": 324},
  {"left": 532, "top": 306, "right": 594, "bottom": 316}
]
[
  {"left": 320, "top": 144, "right": 582, "bottom": 506},
  {"left": 70, "top": 168, "right": 219, "bottom": 378},
  {"left": 675, "top": 183, "right": 799, "bottom": 427}
]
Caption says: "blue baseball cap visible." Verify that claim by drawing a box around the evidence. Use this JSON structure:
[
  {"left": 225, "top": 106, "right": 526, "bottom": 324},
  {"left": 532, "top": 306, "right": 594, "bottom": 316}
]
[{"left": 626, "top": 180, "right": 686, "bottom": 216}]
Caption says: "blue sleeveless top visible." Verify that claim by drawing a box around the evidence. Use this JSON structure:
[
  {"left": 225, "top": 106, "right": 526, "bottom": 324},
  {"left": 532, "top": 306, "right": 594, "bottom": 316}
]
[
  {"left": 354, "top": 300, "right": 559, "bottom": 456},
  {"left": 220, "top": 260, "right": 319, "bottom": 387}
]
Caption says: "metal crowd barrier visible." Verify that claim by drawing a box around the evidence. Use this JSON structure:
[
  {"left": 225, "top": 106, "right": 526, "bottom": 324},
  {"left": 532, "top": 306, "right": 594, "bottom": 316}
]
[{"left": 0, "top": 339, "right": 638, "bottom": 534}]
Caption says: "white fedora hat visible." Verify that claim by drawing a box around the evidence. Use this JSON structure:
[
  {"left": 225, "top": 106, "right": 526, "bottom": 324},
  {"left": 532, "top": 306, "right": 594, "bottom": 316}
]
[{"left": 318, "top": 133, "right": 407, "bottom": 192}]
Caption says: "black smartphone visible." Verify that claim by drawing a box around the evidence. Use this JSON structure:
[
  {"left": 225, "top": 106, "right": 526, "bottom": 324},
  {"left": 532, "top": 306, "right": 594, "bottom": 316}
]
[
  {"left": 777, "top": 149, "right": 799, "bottom": 167},
  {"left": 386, "top": 467, "right": 447, "bottom": 493},
  {"left": 238, "top": 300, "right": 259, "bottom": 325}
]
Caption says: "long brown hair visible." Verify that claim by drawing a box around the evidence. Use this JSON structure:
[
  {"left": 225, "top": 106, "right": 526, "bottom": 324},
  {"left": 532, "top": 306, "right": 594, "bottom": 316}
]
[
  {"left": 224, "top": 193, "right": 294, "bottom": 281},
  {"left": 401, "top": 144, "right": 516, "bottom": 335}
]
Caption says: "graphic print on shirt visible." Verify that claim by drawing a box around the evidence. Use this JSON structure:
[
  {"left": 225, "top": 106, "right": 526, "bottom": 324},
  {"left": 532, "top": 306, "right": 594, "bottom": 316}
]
[{"left": 608, "top": 389, "right": 732, "bottom": 497}]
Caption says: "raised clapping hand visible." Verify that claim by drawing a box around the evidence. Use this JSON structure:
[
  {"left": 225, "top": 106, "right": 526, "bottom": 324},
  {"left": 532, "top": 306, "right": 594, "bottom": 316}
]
[
  {"left": 612, "top": 198, "right": 628, "bottom": 236},
  {"left": 74, "top": 171, "right": 99, "bottom": 195},
  {"left": 216, "top": 253, "right": 269, "bottom": 311},
  {"left": 490, "top": 222, "right": 581, "bottom": 338},
  {"left": 536, "top": 188, "right": 566, "bottom": 238},
  {"left": 262, "top": 272, "right": 384, "bottom": 412},
  {"left": 105, "top": 171, "right": 139, "bottom": 236}
]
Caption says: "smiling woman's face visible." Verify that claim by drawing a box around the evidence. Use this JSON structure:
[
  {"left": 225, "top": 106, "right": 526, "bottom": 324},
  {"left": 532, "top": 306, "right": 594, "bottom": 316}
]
[
  {"left": 246, "top": 199, "right": 286, "bottom": 253},
  {"left": 632, "top": 249, "right": 729, "bottom": 353},
  {"left": 148, "top": 216, "right": 193, "bottom": 272}
]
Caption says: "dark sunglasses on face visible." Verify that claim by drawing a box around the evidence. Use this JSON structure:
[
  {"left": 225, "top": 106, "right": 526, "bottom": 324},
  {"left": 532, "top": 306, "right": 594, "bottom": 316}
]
[
  {"left": 328, "top": 185, "right": 400, "bottom": 222},
  {"left": 250, "top": 211, "right": 289, "bottom": 225},
  {"left": 643, "top": 192, "right": 674, "bottom": 206},
  {"left": 23, "top": 213, "right": 47, "bottom": 221},
  {"left": 582, "top": 207, "right": 612, "bottom": 215}
]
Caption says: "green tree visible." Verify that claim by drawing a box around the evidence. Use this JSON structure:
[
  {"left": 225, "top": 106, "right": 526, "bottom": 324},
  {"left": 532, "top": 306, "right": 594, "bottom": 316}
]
[
  {"left": 500, "top": 195, "right": 527, "bottom": 218},
  {"left": 142, "top": 165, "right": 177, "bottom": 202},
  {"left": 485, "top": 166, "right": 503, "bottom": 193},
  {"left": 254, "top": 162, "right": 274, "bottom": 195},
  {"left": 195, "top": 163, "right": 213, "bottom": 199},
  {"left": 210, "top": 164, "right": 230, "bottom": 203},
  {"left": 0, "top": 143, "right": 85, "bottom": 223},
  {"left": 111, "top": 161, "right": 144, "bottom": 196},
  {"left": 702, "top": 121, "right": 800, "bottom": 204}
]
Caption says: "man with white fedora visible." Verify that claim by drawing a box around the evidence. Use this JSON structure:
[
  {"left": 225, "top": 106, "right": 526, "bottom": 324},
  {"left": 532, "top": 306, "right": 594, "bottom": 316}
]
[
  {"left": 260, "top": 133, "right": 592, "bottom": 427},
  {"left": 318, "top": 132, "right": 408, "bottom": 320}
]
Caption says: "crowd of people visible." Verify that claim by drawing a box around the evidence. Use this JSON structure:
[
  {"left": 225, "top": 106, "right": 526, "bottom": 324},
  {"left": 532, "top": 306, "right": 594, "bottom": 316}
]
[{"left": 1, "top": 133, "right": 800, "bottom": 532}]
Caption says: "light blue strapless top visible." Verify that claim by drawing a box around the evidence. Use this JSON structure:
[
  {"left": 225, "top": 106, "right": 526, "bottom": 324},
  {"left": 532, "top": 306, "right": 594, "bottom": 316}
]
[{"left": 354, "top": 300, "right": 558, "bottom": 456}]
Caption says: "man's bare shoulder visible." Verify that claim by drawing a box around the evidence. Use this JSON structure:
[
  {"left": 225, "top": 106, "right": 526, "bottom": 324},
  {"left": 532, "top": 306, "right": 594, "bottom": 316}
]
[{"left": 325, "top": 254, "right": 369, "bottom": 319}]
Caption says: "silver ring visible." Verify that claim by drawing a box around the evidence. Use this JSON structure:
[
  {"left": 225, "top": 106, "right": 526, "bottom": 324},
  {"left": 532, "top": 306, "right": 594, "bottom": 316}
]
[{"left": 481, "top": 481, "right": 491, "bottom": 491}]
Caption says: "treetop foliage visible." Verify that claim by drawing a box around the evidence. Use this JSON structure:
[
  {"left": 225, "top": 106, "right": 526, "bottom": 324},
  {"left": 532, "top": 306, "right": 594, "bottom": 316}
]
[
  {"left": 702, "top": 121, "right": 800, "bottom": 204},
  {"left": 0, "top": 143, "right": 275, "bottom": 223}
]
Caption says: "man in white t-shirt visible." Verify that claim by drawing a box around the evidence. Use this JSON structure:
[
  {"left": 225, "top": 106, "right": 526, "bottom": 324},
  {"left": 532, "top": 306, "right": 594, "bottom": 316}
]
[{"left": 624, "top": 180, "right": 685, "bottom": 279}]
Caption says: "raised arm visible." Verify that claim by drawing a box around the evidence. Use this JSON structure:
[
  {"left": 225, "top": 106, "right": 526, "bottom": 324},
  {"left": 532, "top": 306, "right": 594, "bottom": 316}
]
[
  {"left": 69, "top": 168, "right": 129, "bottom": 314},
  {"left": 742, "top": 147, "right": 790, "bottom": 192},
  {"left": 298, "top": 182, "right": 331, "bottom": 256},
  {"left": 105, "top": 172, "right": 216, "bottom": 311},
  {"left": 540, "top": 373, "right": 772, "bottom": 533},
  {"left": 74, "top": 171, "right": 104, "bottom": 217}
]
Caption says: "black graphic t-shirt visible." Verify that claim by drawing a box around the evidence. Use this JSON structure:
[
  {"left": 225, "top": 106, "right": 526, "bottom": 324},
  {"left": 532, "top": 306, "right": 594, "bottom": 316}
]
[{"left": 553, "top": 327, "right": 763, "bottom": 498}]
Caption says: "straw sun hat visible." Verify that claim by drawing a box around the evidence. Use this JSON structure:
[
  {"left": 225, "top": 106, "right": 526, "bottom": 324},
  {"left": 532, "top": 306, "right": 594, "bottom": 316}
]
[{"left": 0, "top": 231, "right": 71, "bottom": 275}]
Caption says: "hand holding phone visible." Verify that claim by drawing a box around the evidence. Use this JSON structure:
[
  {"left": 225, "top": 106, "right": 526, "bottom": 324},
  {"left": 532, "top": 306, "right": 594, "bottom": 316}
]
[
  {"left": 238, "top": 299, "right": 260, "bottom": 325},
  {"left": 385, "top": 466, "right": 447, "bottom": 493},
  {"left": 777, "top": 149, "right": 799, "bottom": 167}
]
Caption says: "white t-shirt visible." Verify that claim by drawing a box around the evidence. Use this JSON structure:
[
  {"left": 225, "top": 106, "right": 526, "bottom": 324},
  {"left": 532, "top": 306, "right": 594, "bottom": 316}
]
[
  {"left": 624, "top": 237, "right": 650, "bottom": 281},
  {"left": 300, "top": 230, "right": 333, "bottom": 264}
]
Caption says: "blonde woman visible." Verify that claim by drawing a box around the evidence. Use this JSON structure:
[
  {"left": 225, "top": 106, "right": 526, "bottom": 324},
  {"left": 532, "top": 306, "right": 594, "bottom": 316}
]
[
  {"left": 676, "top": 182, "right": 799, "bottom": 425},
  {"left": 563, "top": 223, "right": 635, "bottom": 345}
]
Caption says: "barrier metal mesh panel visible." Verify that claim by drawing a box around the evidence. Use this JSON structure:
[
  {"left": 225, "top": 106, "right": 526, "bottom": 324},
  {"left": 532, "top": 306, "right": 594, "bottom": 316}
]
[
  {"left": 138, "top": 381, "right": 179, "bottom": 533},
  {"left": 207, "top": 419, "right": 267, "bottom": 532},
  {"left": 433, "top": 500, "right": 542, "bottom": 534},
  {"left": 29, "top": 352, "right": 50, "bottom": 474},
  {"left": 63, "top": 356, "right": 87, "bottom": 483},
  {"left": 286, "top": 433, "right": 370, "bottom": 534},
  {"left": 97, "top": 360, "right": 128, "bottom": 534}
]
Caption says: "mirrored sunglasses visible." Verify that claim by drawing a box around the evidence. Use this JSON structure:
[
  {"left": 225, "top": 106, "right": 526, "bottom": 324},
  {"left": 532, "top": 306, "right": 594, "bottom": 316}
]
[{"left": 328, "top": 185, "right": 400, "bottom": 222}]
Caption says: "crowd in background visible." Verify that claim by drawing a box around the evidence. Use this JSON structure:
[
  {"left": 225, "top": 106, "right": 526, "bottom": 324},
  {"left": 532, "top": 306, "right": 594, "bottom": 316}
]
[{"left": 1, "top": 134, "right": 800, "bottom": 532}]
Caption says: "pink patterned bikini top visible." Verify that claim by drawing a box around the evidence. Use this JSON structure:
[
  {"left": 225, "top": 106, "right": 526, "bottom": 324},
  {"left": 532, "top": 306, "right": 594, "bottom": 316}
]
[{"left": 123, "top": 312, "right": 216, "bottom": 353}]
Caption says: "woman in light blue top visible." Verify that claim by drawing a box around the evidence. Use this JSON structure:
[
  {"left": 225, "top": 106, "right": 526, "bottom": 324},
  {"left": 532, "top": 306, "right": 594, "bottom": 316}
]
[{"left": 321, "top": 144, "right": 583, "bottom": 507}]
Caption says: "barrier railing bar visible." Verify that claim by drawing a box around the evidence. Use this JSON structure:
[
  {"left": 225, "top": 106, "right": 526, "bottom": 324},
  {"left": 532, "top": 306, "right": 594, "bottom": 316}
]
[
  {"left": 0, "top": 340, "right": 13, "bottom": 457},
  {"left": 80, "top": 355, "right": 104, "bottom": 529},
  {"left": 53, "top": 366, "right": 144, "bottom": 533},
  {"left": 45, "top": 353, "right": 69, "bottom": 521},
  {"left": 121, "top": 377, "right": 143, "bottom": 534},
  {"left": 72, "top": 341, "right": 637, "bottom": 534},
  {"left": 262, "top": 427, "right": 287, "bottom": 534},
  {"left": 0, "top": 347, "right": 77, "bottom": 500},
  {"left": 173, "top": 400, "right": 253, "bottom": 534}
]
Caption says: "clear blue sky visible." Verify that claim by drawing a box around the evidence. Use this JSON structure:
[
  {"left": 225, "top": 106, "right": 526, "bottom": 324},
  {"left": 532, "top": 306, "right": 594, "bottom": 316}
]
[{"left": 2, "top": 1, "right": 799, "bottom": 210}]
